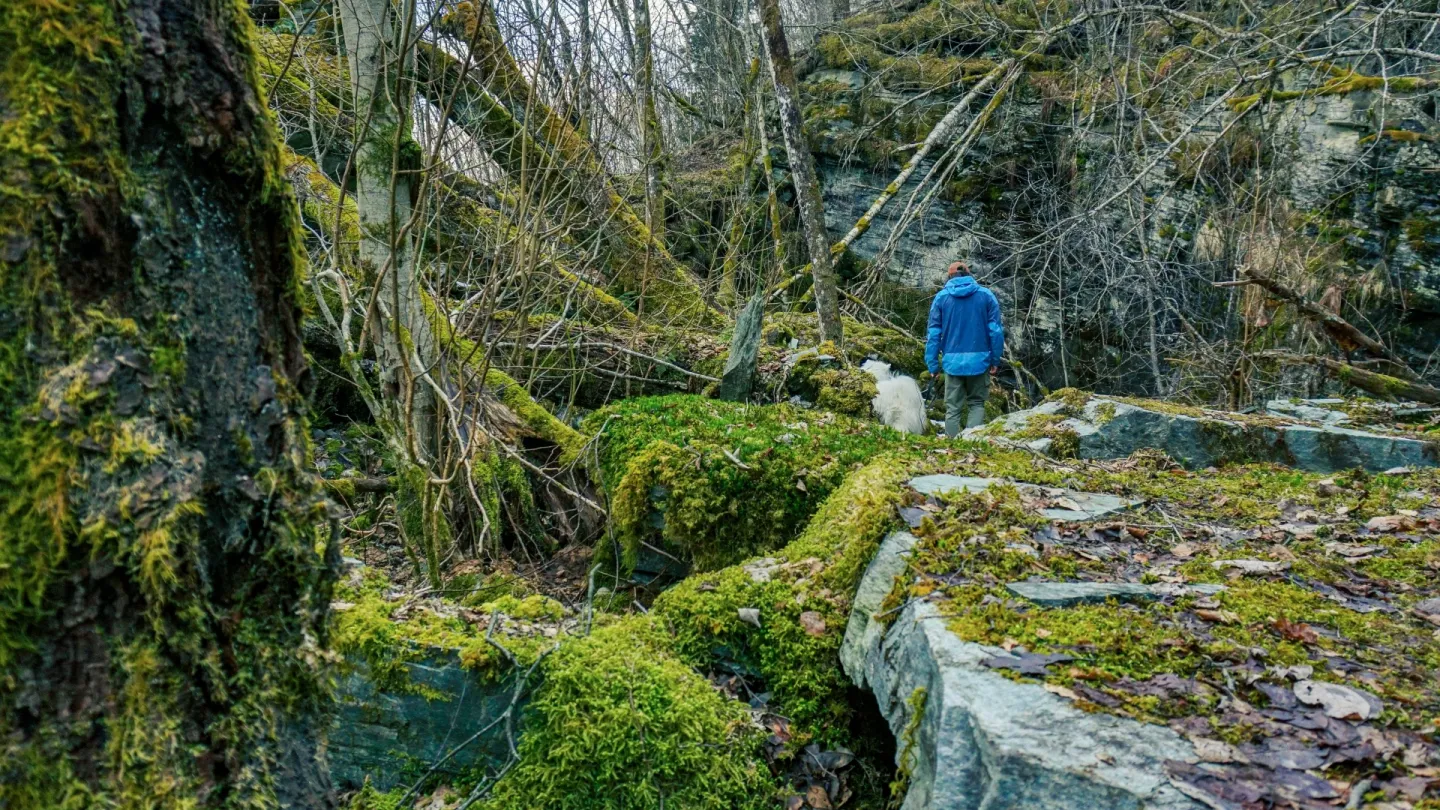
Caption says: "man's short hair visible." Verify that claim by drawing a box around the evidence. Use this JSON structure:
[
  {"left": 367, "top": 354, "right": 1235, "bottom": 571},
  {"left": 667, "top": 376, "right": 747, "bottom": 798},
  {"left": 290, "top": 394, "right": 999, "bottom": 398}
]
[{"left": 946, "top": 261, "right": 968, "bottom": 278}]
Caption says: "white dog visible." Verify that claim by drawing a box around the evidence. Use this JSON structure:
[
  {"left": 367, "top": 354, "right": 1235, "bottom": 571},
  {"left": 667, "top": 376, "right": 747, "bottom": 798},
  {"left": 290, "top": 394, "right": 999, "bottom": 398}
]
[{"left": 860, "top": 360, "right": 928, "bottom": 435}]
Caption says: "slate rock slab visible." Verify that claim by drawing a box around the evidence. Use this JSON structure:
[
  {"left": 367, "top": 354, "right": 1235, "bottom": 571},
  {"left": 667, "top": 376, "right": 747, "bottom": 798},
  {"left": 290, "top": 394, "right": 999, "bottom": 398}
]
[
  {"left": 1005, "top": 580, "right": 1226, "bottom": 608},
  {"left": 329, "top": 650, "right": 520, "bottom": 791},
  {"left": 968, "top": 397, "right": 1439, "bottom": 473},
  {"left": 841, "top": 533, "right": 1206, "bottom": 810},
  {"left": 841, "top": 531, "right": 1206, "bottom": 810},
  {"left": 907, "top": 474, "right": 1143, "bottom": 521}
]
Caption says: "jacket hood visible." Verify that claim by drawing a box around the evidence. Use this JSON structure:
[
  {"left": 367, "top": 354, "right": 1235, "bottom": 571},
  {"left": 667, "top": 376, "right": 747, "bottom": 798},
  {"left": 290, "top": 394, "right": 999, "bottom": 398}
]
[{"left": 943, "top": 275, "right": 979, "bottom": 297}]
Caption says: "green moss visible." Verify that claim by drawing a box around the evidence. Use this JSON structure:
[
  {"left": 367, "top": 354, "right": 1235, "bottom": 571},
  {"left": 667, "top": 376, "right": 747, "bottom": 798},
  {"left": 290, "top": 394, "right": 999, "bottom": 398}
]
[
  {"left": 1228, "top": 72, "right": 1439, "bottom": 113},
  {"left": 1094, "top": 401, "right": 1118, "bottom": 425},
  {"left": 889, "top": 687, "right": 928, "bottom": 804},
  {"left": 1010, "top": 413, "right": 1082, "bottom": 458},
  {"left": 587, "top": 397, "right": 929, "bottom": 575},
  {"left": 812, "top": 367, "right": 880, "bottom": 416},
  {"left": 480, "top": 618, "right": 776, "bottom": 810},
  {"left": 475, "top": 593, "right": 564, "bottom": 622},
  {"left": 1403, "top": 214, "right": 1440, "bottom": 260},
  {"left": 1045, "top": 387, "right": 1092, "bottom": 416},
  {"left": 654, "top": 456, "right": 915, "bottom": 739},
  {"left": 332, "top": 568, "right": 552, "bottom": 693}
]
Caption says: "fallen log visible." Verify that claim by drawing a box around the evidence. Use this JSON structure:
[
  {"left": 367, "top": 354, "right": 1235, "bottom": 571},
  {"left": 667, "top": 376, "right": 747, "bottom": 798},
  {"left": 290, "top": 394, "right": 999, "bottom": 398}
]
[
  {"left": 1225, "top": 271, "right": 1418, "bottom": 380},
  {"left": 1258, "top": 351, "right": 1440, "bottom": 404}
]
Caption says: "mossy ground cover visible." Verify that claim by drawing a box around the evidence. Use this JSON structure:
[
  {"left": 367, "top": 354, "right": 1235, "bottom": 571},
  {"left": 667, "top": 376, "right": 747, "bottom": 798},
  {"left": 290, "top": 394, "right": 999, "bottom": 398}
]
[
  {"left": 888, "top": 461, "right": 1440, "bottom": 807},
  {"left": 583, "top": 395, "right": 938, "bottom": 576},
  {"left": 331, "top": 566, "right": 572, "bottom": 693}
]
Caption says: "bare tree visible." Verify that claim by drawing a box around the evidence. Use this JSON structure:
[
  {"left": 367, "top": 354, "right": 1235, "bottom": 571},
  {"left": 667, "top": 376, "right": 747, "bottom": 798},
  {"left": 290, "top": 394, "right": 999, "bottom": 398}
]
[{"left": 758, "top": 0, "right": 843, "bottom": 345}]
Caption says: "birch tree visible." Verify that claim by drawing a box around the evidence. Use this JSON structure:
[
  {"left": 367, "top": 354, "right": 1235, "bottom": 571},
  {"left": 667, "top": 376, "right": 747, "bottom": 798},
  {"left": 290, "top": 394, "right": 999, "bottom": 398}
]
[
  {"left": 339, "top": 0, "right": 439, "bottom": 459},
  {"left": 758, "top": 0, "right": 843, "bottom": 345}
]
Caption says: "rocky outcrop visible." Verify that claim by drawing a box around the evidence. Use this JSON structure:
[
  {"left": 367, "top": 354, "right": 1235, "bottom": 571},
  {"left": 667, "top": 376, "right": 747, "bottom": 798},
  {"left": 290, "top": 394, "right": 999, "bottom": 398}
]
[
  {"left": 328, "top": 651, "right": 521, "bottom": 792},
  {"left": 800, "top": 15, "right": 1440, "bottom": 391},
  {"left": 841, "top": 531, "right": 1206, "bottom": 810},
  {"left": 970, "top": 394, "right": 1439, "bottom": 472}
]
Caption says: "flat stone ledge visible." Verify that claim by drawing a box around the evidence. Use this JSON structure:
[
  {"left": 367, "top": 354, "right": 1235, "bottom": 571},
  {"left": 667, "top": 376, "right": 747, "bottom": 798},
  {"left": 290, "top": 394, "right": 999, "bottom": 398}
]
[
  {"left": 842, "top": 531, "right": 1207, "bottom": 810},
  {"left": 1005, "top": 580, "right": 1226, "bottom": 608},
  {"left": 966, "top": 397, "right": 1439, "bottom": 473},
  {"left": 908, "top": 474, "right": 1144, "bottom": 521}
]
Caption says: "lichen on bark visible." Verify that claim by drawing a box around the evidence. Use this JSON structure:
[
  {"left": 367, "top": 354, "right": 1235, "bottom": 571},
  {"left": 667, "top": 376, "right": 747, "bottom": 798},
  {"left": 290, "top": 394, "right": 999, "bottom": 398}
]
[{"left": 1, "top": 1, "right": 334, "bottom": 806}]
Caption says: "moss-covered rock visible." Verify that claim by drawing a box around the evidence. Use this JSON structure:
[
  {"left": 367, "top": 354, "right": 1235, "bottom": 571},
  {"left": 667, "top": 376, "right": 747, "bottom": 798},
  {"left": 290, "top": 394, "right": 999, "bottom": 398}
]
[
  {"left": 479, "top": 618, "right": 776, "bottom": 810},
  {"left": 585, "top": 396, "right": 931, "bottom": 577}
]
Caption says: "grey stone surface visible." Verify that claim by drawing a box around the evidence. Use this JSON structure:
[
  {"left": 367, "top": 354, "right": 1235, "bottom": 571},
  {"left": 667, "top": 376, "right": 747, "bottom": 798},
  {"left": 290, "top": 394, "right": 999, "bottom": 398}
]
[
  {"left": 842, "top": 538, "right": 1206, "bottom": 810},
  {"left": 968, "top": 397, "right": 1439, "bottom": 473},
  {"left": 842, "top": 531, "right": 1207, "bottom": 809},
  {"left": 1265, "top": 399, "right": 1352, "bottom": 425},
  {"left": 1005, "top": 580, "right": 1225, "bottom": 608},
  {"left": 841, "top": 530, "right": 919, "bottom": 687},
  {"left": 328, "top": 650, "right": 520, "bottom": 791},
  {"left": 809, "top": 72, "right": 1439, "bottom": 387},
  {"left": 908, "top": 474, "right": 1143, "bottom": 521}
]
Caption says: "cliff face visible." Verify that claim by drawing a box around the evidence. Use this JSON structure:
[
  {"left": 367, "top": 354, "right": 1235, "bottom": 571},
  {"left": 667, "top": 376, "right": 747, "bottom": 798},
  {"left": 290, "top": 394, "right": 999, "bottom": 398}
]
[{"left": 799, "top": 3, "right": 1440, "bottom": 395}]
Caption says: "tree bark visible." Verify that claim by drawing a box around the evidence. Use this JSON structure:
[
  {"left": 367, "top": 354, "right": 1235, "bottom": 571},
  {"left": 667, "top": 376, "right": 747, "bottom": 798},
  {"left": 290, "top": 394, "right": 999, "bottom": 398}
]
[
  {"left": 758, "top": 0, "right": 843, "bottom": 346},
  {"left": 633, "top": 0, "right": 666, "bottom": 245},
  {"left": 1, "top": 1, "right": 333, "bottom": 806},
  {"left": 338, "top": 0, "right": 440, "bottom": 461}
]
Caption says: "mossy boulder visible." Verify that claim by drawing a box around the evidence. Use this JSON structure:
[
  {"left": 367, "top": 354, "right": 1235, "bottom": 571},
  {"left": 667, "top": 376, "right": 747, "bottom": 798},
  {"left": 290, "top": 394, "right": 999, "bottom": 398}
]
[
  {"left": 479, "top": 619, "right": 776, "bottom": 810},
  {"left": 583, "top": 396, "right": 931, "bottom": 580}
]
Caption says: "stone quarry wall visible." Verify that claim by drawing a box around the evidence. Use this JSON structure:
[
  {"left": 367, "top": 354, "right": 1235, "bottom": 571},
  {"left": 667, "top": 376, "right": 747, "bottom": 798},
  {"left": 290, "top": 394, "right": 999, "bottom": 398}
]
[{"left": 802, "top": 52, "right": 1440, "bottom": 392}]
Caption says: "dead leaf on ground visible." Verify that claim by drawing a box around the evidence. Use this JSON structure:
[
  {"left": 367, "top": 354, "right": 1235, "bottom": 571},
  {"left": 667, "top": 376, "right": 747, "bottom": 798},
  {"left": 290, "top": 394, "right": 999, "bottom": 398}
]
[
  {"left": 798, "top": 611, "right": 826, "bottom": 637},
  {"left": 1196, "top": 608, "right": 1241, "bottom": 624},
  {"left": 1044, "top": 682, "right": 1080, "bottom": 700},
  {"left": 738, "top": 607, "right": 762, "bottom": 628},
  {"left": 1171, "top": 543, "right": 1197, "bottom": 558},
  {"left": 980, "top": 649, "right": 1075, "bottom": 676},
  {"left": 1273, "top": 618, "right": 1319, "bottom": 643},
  {"left": 805, "top": 784, "right": 831, "bottom": 809},
  {"left": 1212, "top": 558, "right": 1291, "bottom": 575},
  {"left": 1325, "top": 542, "right": 1385, "bottom": 559},
  {"left": 1367, "top": 515, "right": 1417, "bottom": 532},
  {"left": 1294, "top": 679, "right": 1383, "bottom": 720}
]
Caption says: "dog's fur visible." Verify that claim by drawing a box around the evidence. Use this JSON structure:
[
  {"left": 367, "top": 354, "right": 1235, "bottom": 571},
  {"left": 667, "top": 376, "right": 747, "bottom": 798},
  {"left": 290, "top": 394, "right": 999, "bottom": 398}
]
[{"left": 860, "top": 360, "right": 928, "bottom": 435}]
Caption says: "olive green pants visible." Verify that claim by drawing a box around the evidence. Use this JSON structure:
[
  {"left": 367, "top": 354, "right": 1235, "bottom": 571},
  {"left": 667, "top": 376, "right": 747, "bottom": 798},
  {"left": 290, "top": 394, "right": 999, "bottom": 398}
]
[{"left": 944, "top": 373, "right": 988, "bottom": 437}]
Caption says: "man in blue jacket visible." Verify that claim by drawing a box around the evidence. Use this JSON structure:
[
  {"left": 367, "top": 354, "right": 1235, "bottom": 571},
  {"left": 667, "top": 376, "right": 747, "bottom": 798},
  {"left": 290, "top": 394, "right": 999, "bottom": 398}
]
[{"left": 926, "top": 261, "right": 1004, "bottom": 437}]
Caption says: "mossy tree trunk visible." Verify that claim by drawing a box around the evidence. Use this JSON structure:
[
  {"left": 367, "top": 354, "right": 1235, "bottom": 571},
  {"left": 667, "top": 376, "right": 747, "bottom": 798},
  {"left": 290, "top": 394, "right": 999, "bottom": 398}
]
[
  {"left": 1, "top": 1, "right": 334, "bottom": 807},
  {"left": 338, "top": 0, "right": 440, "bottom": 461},
  {"left": 633, "top": 0, "right": 666, "bottom": 246},
  {"left": 758, "top": 0, "right": 843, "bottom": 346}
]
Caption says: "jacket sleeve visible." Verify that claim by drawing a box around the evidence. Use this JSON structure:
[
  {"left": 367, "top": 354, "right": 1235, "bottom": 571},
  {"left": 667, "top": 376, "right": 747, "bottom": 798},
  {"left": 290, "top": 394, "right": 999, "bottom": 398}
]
[
  {"left": 925, "top": 295, "right": 943, "bottom": 375},
  {"left": 985, "top": 291, "right": 1005, "bottom": 369}
]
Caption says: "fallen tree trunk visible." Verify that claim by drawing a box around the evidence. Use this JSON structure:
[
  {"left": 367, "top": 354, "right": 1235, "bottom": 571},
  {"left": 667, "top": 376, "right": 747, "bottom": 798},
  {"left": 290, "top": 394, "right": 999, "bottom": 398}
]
[
  {"left": 1259, "top": 352, "right": 1440, "bottom": 404},
  {"left": 1228, "top": 270, "right": 1418, "bottom": 380},
  {"left": 417, "top": 2, "right": 719, "bottom": 326}
]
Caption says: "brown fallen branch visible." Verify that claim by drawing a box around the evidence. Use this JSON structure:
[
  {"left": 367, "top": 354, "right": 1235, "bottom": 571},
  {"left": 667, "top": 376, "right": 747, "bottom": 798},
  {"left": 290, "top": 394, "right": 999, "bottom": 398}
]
[
  {"left": 1258, "top": 352, "right": 1440, "bottom": 404},
  {"left": 1221, "top": 270, "right": 1418, "bottom": 380}
]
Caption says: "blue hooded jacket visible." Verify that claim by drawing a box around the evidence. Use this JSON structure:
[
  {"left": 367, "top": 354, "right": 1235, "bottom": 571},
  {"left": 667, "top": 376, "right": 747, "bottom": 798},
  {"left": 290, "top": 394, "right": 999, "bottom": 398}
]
[{"left": 925, "top": 275, "right": 1004, "bottom": 377}]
